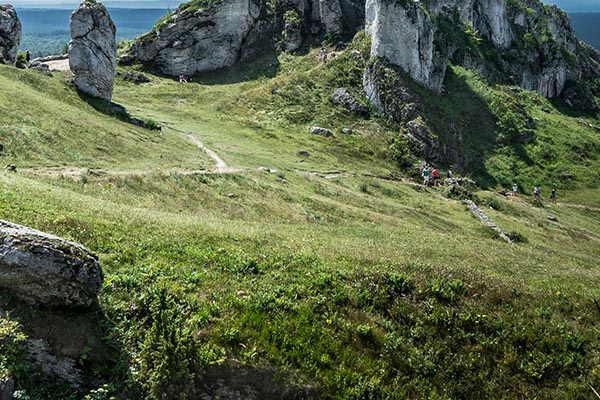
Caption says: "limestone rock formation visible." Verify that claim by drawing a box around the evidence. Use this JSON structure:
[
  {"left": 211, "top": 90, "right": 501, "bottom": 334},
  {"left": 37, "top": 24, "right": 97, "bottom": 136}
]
[
  {"left": 366, "top": 0, "right": 445, "bottom": 92},
  {"left": 310, "top": 126, "right": 334, "bottom": 137},
  {"left": 283, "top": 13, "right": 303, "bottom": 52},
  {"left": 0, "top": 219, "right": 103, "bottom": 307},
  {"left": 0, "top": 5, "right": 21, "bottom": 65},
  {"left": 68, "top": 0, "right": 117, "bottom": 101},
  {"left": 285, "top": 0, "right": 351, "bottom": 39},
  {"left": 318, "top": 0, "right": 343, "bottom": 36},
  {"left": 28, "top": 61, "right": 52, "bottom": 76},
  {"left": 0, "top": 376, "right": 14, "bottom": 400},
  {"left": 126, "top": 0, "right": 267, "bottom": 77},
  {"left": 126, "top": 0, "right": 364, "bottom": 75},
  {"left": 363, "top": 58, "right": 420, "bottom": 123},
  {"left": 26, "top": 339, "right": 83, "bottom": 389},
  {"left": 365, "top": 0, "right": 600, "bottom": 98},
  {"left": 331, "top": 87, "right": 369, "bottom": 117}
]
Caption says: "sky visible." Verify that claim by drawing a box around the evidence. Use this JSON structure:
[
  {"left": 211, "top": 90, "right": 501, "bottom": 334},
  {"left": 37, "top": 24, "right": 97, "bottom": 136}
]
[
  {"left": 8, "top": 0, "right": 600, "bottom": 12},
  {"left": 11, "top": 0, "right": 183, "bottom": 8}
]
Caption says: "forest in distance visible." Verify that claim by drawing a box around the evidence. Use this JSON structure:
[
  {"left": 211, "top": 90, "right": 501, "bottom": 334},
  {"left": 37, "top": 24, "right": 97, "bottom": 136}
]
[
  {"left": 15, "top": 8, "right": 600, "bottom": 58},
  {"left": 17, "top": 8, "right": 168, "bottom": 57}
]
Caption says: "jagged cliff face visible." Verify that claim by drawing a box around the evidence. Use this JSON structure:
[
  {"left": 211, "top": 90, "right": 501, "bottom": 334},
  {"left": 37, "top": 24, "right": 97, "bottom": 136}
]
[
  {"left": 127, "top": 0, "right": 364, "bottom": 77},
  {"left": 365, "top": 0, "right": 600, "bottom": 98},
  {"left": 503, "top": 0, "right": 595, "bottom": 98},
  {"left": 365, "top": 0, "right": 512, "bottom": 92},
  {"left": 127, "top": 0, "right": 266, "bottom": 76}
]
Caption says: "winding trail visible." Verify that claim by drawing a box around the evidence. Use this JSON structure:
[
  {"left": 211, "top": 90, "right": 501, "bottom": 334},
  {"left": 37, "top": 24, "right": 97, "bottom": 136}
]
[
  {"left": 181, "top": 132, "right": 239, "bottom": 174},
  {"left": 19, "top": 130, "right": 239, "bottom": 178}
]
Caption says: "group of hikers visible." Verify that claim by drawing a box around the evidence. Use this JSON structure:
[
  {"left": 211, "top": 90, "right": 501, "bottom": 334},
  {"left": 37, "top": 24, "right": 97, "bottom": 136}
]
[
  {"left": 422, "top": 165, "right": 557, "bottom": 204},
  {"left": 514, "top": 184, "right": 556, "bottom": 204},
  {"left": 421, "top": 167, "right": 452, "bottom": 187}
]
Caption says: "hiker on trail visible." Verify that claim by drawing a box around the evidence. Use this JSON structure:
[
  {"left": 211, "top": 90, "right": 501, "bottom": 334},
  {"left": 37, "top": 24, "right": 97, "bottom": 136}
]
[
  {"left": 533, "top": 186, "right": 540, "bottom": 201},
  {"left": 25, "top": 50, "right": 30, "bottom": 64},
  {"left": 432, "top": 168, "right": 440, "bottom": 186},
  {"left": 512, "top": 183, "right": 518, "bottom": 197},
  {"left": 422, "top": 168, "right": 430, "bottom": 186},
  {"left": 320, "top": 47, "right": 327, "bottom": 63},
  {"left": 550, "top": 188, "right": 556, "bottom": 204},
  {"left": 179, "top": 73, "right": 187, "bottom": 83}
]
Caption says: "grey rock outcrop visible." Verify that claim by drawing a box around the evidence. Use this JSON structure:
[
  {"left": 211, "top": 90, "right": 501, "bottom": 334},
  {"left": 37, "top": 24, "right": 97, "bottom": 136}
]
[
  {"left": 0, "top": 5, "right": 21, "bottom": 65},
  {"left": 465, "top": 200, "right": 513, "bottom": 244},
  {"left": 0, "top": 376, "right": 14, "bottom": 400},
  {"left": 28, "top": 61, "right": 52, "bottom": 75},
  {"left": 331, "top": 87, "right": 369, "bottom": 116},
  {"left": 126, "top": 0, "right": 364, "bottom": 74},
  {"left": 122, "top": 70, "right": 150, "bottom": 84},
  {"left": 363, "top": 58, "right": 420, "bottom": 123},
  {"left": 126, "top": 0, "right": 268, "bottom": 77},
  {"left": 68, "top": 0, "right": 117, "bottom": 101},
  {"left": 310, "top": 126, "right": 334, "bottom": 137},
  {"left": 365, "top": 0, "right": 600, "bottom": 98},
  {"left": 504, "top": 2, "right": 594, "bottom": 98},
  {"left": 366, "top": 0, "right": 446, "bottom": 92},
  {"left": 318, "top": 0, "right": 343, "bottom": 36},
  {"left": 26, "top": 339, "right": 83, "bottom": 389},
  {"left": 562, "top": 85, "right": 598, "bottom": 112},
  {"left": 0, "top": 219, "right": 103, "bottom": 307},
  {"left": 287, "top": 0, "right": 353, "bottom": 38},
  {"left": 284, "top": 17, "right": 303, "bottom": 52}
]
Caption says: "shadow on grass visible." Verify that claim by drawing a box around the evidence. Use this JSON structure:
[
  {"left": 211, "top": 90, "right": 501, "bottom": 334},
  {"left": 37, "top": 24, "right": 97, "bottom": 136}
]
[
  {"left": 77, "top": 91, "right": 131, "bottom": 121},
  {"left": 77, "top": 91, "right": 157, "bottom": 130},
  {"left": 409, "top": 67, "right": 499, "bottom": 188},
  {"left": 199, "top": 359, "right": 319, "bottom": 399},
  {"left": 0, "top": 292, "right": 135, "bottom": 398},
  {"left": 193, "top": 50, "right": 281, "bottom": 86},
  {"left": 549, "top": 97, "right": 599, "bottom": 119}
]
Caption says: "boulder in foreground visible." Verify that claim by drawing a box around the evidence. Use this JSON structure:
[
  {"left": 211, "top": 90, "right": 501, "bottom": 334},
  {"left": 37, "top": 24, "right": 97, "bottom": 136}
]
[{"left": 0, "top": 220, "right": 102, "bottom": 307}]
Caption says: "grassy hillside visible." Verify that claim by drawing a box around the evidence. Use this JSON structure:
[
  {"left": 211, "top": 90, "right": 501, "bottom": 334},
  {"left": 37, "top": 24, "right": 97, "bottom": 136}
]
[
  {"left": 0, "top": 66, "right": 211, "bottom": 170},
  {"left": 0, "top": 39, "right": 599, "bottom": 399}
]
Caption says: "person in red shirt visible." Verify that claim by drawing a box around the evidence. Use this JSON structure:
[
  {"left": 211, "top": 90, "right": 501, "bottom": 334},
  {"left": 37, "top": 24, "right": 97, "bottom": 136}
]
[{"left": 431, "top": 168, "right": 440, "bottom": 186}]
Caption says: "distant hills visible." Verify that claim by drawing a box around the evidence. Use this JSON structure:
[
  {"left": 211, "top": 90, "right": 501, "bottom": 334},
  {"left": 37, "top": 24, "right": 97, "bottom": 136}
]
[
  {"left": 17, "top": 8, "right": 168, "bottom": 57},
  {"left": 570, "top": 13, "right": 600, "bottom": 51},
  {"left": 545, "top": 0, "right": 600, "bottom": 12}
]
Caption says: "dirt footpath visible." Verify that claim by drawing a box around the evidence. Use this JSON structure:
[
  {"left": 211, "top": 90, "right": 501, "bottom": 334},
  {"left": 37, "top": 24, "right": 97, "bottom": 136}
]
[{"left": 44, "top": 58, "right": 70, "bottom": 71}]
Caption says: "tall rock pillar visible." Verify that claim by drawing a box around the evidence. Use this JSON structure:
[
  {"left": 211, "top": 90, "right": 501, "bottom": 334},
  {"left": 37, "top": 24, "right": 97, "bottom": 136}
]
[
  {"left": 69, "top": 0, "right": 117, "bottom": 101},
  {"left": 0, "top": 5, "right": 21, "bottom": 65}
]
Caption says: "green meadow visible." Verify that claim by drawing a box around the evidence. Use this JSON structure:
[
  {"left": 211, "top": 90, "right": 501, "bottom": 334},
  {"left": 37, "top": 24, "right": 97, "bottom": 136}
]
[{"left": 0, "top": 39, "right": 599, "bottom": 399}]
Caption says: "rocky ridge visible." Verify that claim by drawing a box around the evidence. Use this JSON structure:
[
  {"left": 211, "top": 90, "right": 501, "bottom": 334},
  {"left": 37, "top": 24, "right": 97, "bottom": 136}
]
[
  {"left": 69, "top": 0, "right": 117, "bottom": 101},
  {"left": 365, "top": 0, "right": 600, "bottom": 98},
  {"left": 0, "top": 5, "right": 21, "bottom": 66},
  {"left": 126, "top": 0, "right": 268, "bottom": 77},
  {"left": 125, "top": 0, "right": 364, "bottom": 76}
]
